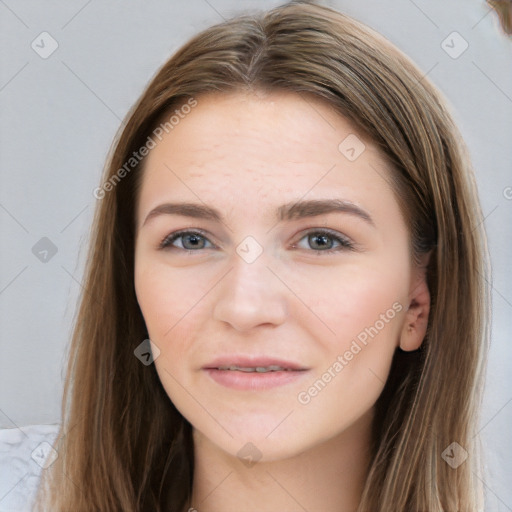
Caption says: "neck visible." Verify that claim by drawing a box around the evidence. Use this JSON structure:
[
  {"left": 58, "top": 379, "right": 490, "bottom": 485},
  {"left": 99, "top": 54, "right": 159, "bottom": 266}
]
[{"left": 186, "top": 409, "right": 373, "bottom": 512}]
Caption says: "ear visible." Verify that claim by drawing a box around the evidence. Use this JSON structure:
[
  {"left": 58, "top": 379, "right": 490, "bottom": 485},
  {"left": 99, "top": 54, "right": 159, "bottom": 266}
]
[{"left": 399, "top": 252, "right": 432, "bottom": 351}]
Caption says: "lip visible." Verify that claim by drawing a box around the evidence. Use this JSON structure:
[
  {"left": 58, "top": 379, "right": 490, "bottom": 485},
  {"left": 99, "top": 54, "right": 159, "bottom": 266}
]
[
  {"left": 204, "top": 356, "right": 308, "bottom": 371},
  {"left": 202, "top": 356, "right": 310, "bottom": 391}
]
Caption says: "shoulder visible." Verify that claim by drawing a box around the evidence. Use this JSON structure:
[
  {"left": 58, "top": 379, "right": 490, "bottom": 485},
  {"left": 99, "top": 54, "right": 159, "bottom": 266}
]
[{"left": 0, "top": 424, "right": 60, "bottom": 512}]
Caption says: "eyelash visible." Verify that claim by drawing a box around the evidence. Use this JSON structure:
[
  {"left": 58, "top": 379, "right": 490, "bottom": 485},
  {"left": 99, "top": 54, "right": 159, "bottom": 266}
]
[{"left": 159, "top": 228, "right": 355, "bottom": 254}]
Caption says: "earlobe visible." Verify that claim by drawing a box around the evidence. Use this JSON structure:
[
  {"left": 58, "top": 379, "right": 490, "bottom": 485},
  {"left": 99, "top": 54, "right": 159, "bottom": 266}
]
[{"left": 399, "top": 257, "right": 432, "bottom": 352}]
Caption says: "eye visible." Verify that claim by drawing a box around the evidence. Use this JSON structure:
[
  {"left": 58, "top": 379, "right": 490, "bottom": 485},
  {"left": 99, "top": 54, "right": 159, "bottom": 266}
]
[
  {"left": 159, "top": 230, "right": 214, "bottom": 251},
  {"left": 159, "top": 228, "right": 354, "bottom": 254},
  {"left": 293, "top": 229, "right": 354, "bottom": 253}
]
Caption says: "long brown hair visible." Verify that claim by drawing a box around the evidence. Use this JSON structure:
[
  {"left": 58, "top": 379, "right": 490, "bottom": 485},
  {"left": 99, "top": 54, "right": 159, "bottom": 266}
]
[{"left": 34, "top": 1, "right": 490, "bottom": 510}]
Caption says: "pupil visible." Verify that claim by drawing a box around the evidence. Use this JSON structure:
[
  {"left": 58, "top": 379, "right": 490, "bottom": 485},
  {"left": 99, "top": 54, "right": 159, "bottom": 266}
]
[
  {"left": 311, "top": 234, "right": 331, "bottom": 250},
  {"left": 185, "top": 234, "right": 202, "bottom": 249}
]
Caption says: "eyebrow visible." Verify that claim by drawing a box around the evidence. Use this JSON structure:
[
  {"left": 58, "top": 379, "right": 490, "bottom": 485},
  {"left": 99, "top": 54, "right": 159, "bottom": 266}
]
[{"left": 142, "top": 198, "right": 375, "bottom": 228}]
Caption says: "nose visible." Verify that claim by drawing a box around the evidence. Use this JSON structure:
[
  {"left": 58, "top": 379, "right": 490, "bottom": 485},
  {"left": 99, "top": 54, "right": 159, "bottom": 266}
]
[{"left": 212, "top": 253, "right": 288, "bottom": 332}]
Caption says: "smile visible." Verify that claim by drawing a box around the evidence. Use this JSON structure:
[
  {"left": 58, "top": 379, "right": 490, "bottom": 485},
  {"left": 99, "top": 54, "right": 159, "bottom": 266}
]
[{"left": 216, "top": 365, "right": 295, "bottom": 372}]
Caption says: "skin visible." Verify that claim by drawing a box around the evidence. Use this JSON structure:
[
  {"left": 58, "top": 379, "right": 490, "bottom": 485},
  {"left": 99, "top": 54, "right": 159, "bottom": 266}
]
[{"left": 134, "top": 90, "right": 430, "bottom": 512}]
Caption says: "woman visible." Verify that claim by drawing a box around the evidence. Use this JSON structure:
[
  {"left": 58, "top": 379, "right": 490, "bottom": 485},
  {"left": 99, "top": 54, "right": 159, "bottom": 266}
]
[{"left": 34, "top": 1, "right": 490, "bottom": 510}]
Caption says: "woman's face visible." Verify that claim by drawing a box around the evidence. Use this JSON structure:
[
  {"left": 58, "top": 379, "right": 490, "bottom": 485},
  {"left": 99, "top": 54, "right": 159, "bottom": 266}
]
[{"left": 134, "top": 91, "right": 427, "bottom": 462}]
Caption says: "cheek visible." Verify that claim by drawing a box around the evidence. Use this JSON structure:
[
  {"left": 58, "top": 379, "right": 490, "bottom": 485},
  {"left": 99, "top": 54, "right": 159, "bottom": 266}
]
[
  {"left": 134, "top": 261, "right": 210, "bottom": 385},
  {"left": 282, "top": 258, "right": 408, "bottom": 350},
  {"left": 134, "top": 263, "right": 204, "bottom": 415},
  {"left": 291, "top": 264, "right": 407, "bottom": 429},
  {"left": 134, "top": 261, "right": 209, "bottom": 342},
  {"left": 334, "top": 275, "right": 405, "bottom": 351}
]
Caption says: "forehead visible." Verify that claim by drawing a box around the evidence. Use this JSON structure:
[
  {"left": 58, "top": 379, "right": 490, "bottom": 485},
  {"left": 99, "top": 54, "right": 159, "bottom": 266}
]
[{"left": 138, "top": 91, "right": 397, "bottom": 223}]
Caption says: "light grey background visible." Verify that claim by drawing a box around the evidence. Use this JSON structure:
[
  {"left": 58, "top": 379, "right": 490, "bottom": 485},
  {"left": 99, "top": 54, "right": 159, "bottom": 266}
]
[{"left": 0, "top": 0, "right": 510, "bottom": 509}]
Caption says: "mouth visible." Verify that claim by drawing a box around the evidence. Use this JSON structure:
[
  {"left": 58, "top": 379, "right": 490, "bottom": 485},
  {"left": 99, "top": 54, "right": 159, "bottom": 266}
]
[
  {"left": 215, "top": 365, "right": 298, "bottom": 373},
  {"left": 203, "top": 357, "right": 309, "bottom": 390}
]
